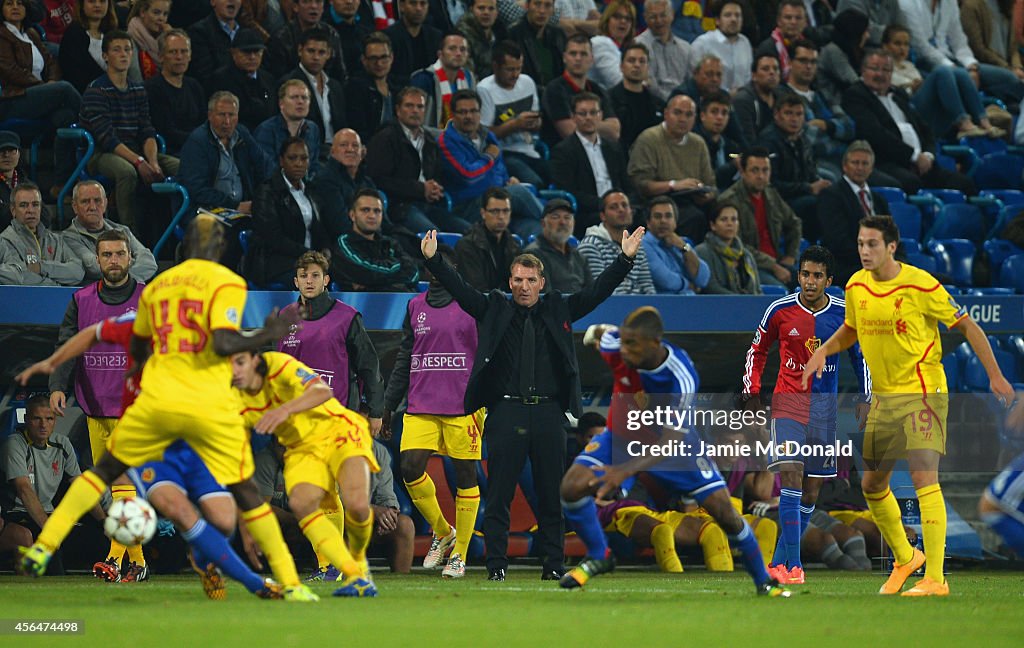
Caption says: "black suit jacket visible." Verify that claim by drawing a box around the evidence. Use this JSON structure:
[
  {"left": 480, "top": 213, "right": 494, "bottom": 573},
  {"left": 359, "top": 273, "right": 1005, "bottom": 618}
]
[
  {"left": 187, "top": 14, "right": 235, "bottom": 81},
  {"left": 550, "top": 134, "right": 629, "bottom": 233},
  {"left": 249, "top": 172, "right": 344, "bottom": 283},
  {"left": 364, "top": 121, "right": 443, "bottom": 210},
  {"left": 818, "top": 180, "right": 890, "bottom": 285},
  {"left": 279, "top": 67, "right": 347, "bottom": 140},
  {"left": 205, "top": 65, "right": 277, "bottom": 133},
  {"left": 424, "top": 251, "right": 634, "bottom": 416},
  {"left": 841, "top": 81, "right": 935, "bottom": 168}
]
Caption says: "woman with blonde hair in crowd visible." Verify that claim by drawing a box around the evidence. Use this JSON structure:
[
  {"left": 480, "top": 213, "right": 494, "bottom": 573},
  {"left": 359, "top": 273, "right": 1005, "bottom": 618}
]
[{"left": 126, "top": 0, "right": 171, "bottom": 81}]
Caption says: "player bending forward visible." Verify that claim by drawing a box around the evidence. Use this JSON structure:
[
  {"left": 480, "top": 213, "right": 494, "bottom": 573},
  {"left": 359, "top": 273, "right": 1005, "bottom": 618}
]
[
  {"left": 232, "top": 350, "right": 380, "bottom": 597},
  {"left": 559, "top": 306, "right": 790, "bottom": 597},
  {"left": 804, "top": 215, "right": 1013, "bottom": 596}
]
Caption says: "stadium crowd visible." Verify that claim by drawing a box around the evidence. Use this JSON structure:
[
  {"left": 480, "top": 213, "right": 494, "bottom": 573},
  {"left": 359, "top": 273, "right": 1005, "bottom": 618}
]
[{"left": 4, "top": 0, "right": 1024, "bottom": 599}]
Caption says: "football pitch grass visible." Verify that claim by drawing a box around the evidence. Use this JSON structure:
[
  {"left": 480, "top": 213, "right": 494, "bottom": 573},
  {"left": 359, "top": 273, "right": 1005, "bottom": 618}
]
[{"left": 3, "top": 568, "right": 1022, "bottom": 647}]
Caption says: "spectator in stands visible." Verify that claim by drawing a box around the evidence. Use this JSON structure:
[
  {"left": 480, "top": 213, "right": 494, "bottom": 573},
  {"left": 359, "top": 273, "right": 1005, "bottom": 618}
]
[
  {"left": 410, "top": 32, "right": 476, "bottom": 130},
  {"left": 817, "top": 140, "right": 890, "bottom": 284},
  {"left": 62, "top": 180, "right": 157, "bottom": 282},
  {"left": 323, "top": 0, "right": 372, "bottom": 76},
  {"left": 694, "top": 202, "right": 762, "bottom": 295},
  {"left": 635, "top": 0, "right": 693, "bottom": 103},
  {"left": 39, "top": 0, "right": 76, "bottom": 51},
  {"left": 628, "top": 94, "right": 716, "bottom": 242},
  {"left": 553, "top": 0, "right": 599, "bottom": 36},
  {"left": 588, "top": 0, "right": 635, "bottom": 89},
  {"left": 335, "top": 188, "right": 421, "bottom": 290},
  {"left": 280, "top": 27, "right": 347, "bottom": 149},
  {"left": 507, "top": 0, "right": 567, "bottom": 88},
  {"left": 578, "top": 189, "right": 654, "bottom": 294},
  {"left": 882, "top": 24, "right": 1005, "bottom": 141},
  {"left": 438, "top": 89, "right": 545, "bottom": 237},
  {"left": 365, "top": 86, "right": 471, "bottom": 233},
  {"left": 454, "top": 186, "right": 522, "bottom": 291},
  {"left": 0, "top": 0, "right": 81, "bottom": 192},
  {"left": 58, "top": 0, "right": 118, "bottom": 94},
  {"left": 385, "top": 0, "right": 443, "bottom": 85},
  {"left": 125, "top": 0, "right": 171, "bottom": 82},
  {"left": 345, "top": 32, "right": 399, "bottom": 144},
  {"left": 0, "top": 131, "right": 23, "bottom": 231},
  {"left": 524, "top": 198, "right": 591, "bottom": 292},
  {"left": 0, "top": 182, "right": 84, "bottom": 286},
  {"left": 0, "top": 395, "right": 102, "bottom": 573},
  {"left": 961, "top": 0, "right": 1024, "bottom": 82},
  {"left": 478, "top": 40, "right": 548, "bottom": 188},
  {"left": 144, "top": 29, "right": 206, "bottom": 156},
  {"left": 836, "top": 0, "right": 898, "bottom": 46},
  {"left": 692, "top": 0, "right": 752, "bottom": 94},
  {"left": 311, "top": 128, "right": 377, "bottom": 235},
  {"left": 815, "top": 8, "right": 867, "bottom": 108},
  {"left": 457, "top": 0, "right": 507, "bottom": 79},
  {"left": 187, "top": 0, "right": 247, "bottom": 81},
  {"left": 543, "top": 34, "right": 620, "bottom": 142},
  {"left": 205, "top": 28, "right": 277, "bottom": 134},
  {"left": 178, "top": 91, "right": 273, "bottom": 214},
  {"left": 255, "top": 79, "right": 322, "bottom": 177},
  {"left": 760, "top": 0, "right": 810, "bottom": 82},
  {"left": 550, "top": 92, "right": 629, "bottom": 236},
  {"left": 899, "top": 0, "right": 1024, "bottom": 107},
  {"left": 368, "top": 440, "right": 415, "bottom": 574},
  {"left": 694, "top": 91, "right": 742, "bottom": 191},
  {"left": 80, "top": 30, "right": 180, "bottom": 234},
  {"left": 759, "top": 93, "right": 831, "bottom": 241},
  {"left": 841, "top": 49, "right": 977, "bottom": 195},
  {"left": 717, "top": 147, "right": 801, "bottom": 287},
  {"left": 249, "top": 136, "right": 339, "bottom": 285},
  {"left": 642, "top": 195, "right": 711, "bottom": 294},
  {"left": 671, "top": 53, "right": 751, "bottom": 151},
  {"left": 732, "top": 52, "right": 780, "bottom": 145},
  {"left": 780, "top": 38, "right": 855, "bottom": 175},
  {"left": 266, "top": 0, "right": 346, "bottom": 79},
  {"left": 610, "top": 42, "right": 664, "bottom": 155}
]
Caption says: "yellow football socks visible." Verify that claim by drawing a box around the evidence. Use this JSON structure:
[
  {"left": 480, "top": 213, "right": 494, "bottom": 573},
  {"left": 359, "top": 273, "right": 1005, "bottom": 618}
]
[
  {"left": 454, "top": 486, "right": 480, "bottom": 557},
  {"left": 345, "top": 509, "right": 374, "bottom": 562},
  {"left": 241, "top": 503, "right": 300, "bottom": 587},
  {"left": 651, "top": 523, "right": 683, "bottom": 573},
  {"left": 405, "top": 473, "right": 451, "bottom": 538},
  {"left": 917, "top": 485, "right": 947, "bottom": 582},
  {"left": 300, "top": 510, "right": 360, "bottom": 578},
  {"left": 699, "top": 522, "right": 733, "bottom": 571},
  {"left": 39, "top": 471, "right": 107, "bottom": 552},
  {"left": 865, "top": 486, "right": 914, "bottom": 565}
]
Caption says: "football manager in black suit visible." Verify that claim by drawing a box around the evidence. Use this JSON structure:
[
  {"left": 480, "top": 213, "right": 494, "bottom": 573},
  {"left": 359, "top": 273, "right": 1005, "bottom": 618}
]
[{"left": 419, "top": 225, "right": 645, "bottom": 581}]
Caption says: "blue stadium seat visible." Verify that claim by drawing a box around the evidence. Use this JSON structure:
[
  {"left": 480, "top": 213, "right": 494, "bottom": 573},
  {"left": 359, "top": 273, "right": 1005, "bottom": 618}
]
[
  {"left": 927, "top": 203, "right": 985, "bottom": 244},
  {"left": 966, "top": 287, "right": 1015, "bottom": 296},
  {"left": 973, "top": 152, "right": 1024, "bottom": 191},
  {"left": 964, "top": 349, "right": 1018, "bottom": 391},
  {"left": 905, "top": 251, "right": 937, "bottom": 274},
  {"left": 533, "top": 139, "right": 550, "bottom": 160},
  {"left": 983, "top": 239, "right": 1024, "bottom": 284},
  {"left": 1006, "top": 335, "right": 1024, "bottom": 377},
  {"left": 871, "top": 186, "right": 906, "bottom": 204},
  {"left": 955, "top": 341, "right": 975, "bottom": 368},
  {"left": 981, "top": 189, "right": 1024, "bottom": 206},
  {"left": 960, "top": 135, "right": 1008, "bottom": 158},
  {"left": 999, "top": 254, "right": 1024, "bottom": 292},
  {"left": 889, "top": 202, "right": 922, "bottom": 241},
  {"left": 825, "top": 286, "right": 843, "bottom": 298},
  {"left": 436, "top": 232, "right": 463, "bottom": 248},
  {"left": 538, "top": 188, "right": 578, "bottom": 213},
  {"left": 941, "top": 353, "right": 961, "bottom": 392},
  {"left": 988, "top": 203, "right": 1023, "bottom": 239},
  {"left": 902, "top": 238, "right": 921, "bottom": 253},
  {"left": 761, "top": 285, "right": 789, "bottom": 296},
  {"left": 920, "top": 188, "right": 966, "bottom": 205},
  {"left": 511, "top": 233, "right": 523, "bottom": 247},
  {"left": 927, "top": 239, "right": 975, "bottom": 286}
]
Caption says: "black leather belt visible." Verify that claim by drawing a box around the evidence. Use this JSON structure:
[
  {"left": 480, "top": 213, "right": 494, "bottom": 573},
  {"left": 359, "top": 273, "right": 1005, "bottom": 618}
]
[{"left": 502, "top": 395, "right": 554, "bottom": 405}]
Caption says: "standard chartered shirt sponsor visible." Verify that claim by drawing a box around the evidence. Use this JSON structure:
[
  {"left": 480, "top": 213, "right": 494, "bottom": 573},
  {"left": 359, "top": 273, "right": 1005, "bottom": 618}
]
[{"left": 409, "top": 353, "right": 469, "bottom": 371}]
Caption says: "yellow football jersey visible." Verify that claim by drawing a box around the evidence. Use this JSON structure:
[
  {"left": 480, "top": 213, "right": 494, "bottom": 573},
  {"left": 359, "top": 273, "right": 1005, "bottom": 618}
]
[
  {"left": 238, "top": 352, "right": 367, "bottom": 448},
  {"left": 844, "top": 263, "right": 967, "bottom": 394},
  {"left": 133, "top": 258, "right": 246, "bottom": 411}
]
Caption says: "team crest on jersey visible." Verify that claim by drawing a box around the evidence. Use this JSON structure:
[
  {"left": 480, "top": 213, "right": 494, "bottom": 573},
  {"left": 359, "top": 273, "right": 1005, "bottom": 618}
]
[
  {"left": 141, "top": 467, "right": 155, "bottom": 483},
  {"left": 584, "top": 439, "right": 602, "bottom": 453},
  {"left": 895, "top": 319, "right": 908, "bottom": 334},
  {"left": 295, "top": 367, "right": 317, "bottom": 384},
  {"left": 894, "top": 297, "right": 904, "bottom": 312},
  {"left": 633, "top": 391, "right": 649, "bottom": 409},
  {"left": 859, "top": 300, "right": 868, "bottom": 310},
  {"left": 226, "top": 307, "right": 239, "bottom": 325},
  {"left": 804, "top": 336, "right": 821, "bottom": 354},
  {"left": 949, "top": 297, "right": 966, "bottom": 317}
]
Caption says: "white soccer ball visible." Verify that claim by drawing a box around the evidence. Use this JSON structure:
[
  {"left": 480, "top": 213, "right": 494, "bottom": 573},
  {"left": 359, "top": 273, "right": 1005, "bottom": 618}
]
[{"left": 104, "top": 497, "right": 158, "bottom": 546}]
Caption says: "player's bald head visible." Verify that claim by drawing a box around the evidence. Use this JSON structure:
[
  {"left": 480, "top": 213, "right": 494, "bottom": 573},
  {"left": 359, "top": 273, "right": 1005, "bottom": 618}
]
[
  {"left": 622, "top": 306, "right": 663, "bottom": 341},
  {"left": 183, "top": 213, "right": 227, "bottom": 261}
]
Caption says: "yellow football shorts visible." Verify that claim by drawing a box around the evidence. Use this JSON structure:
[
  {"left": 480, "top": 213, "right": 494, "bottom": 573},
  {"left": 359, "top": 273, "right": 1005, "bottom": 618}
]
[
  {"left": 829, "top": 509, "right": 874, "bottom": 527},
  {"left": 400, "top": 410, "right": 485, "bottom": 460},
  {"left": 87, "top": 416, "right": 118, "bottom": 464},
  {"left": 863, "top": 392, "right": 948, "bottom": 461},
  {"left": 107, "top": 391, "right": 254, "bottom": 485},
  {"left": 605, "top": 506, "right": 687, "bottom": 537},
  {"left": 284, "top": 426, "right": 380, "bottom": 495}
]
